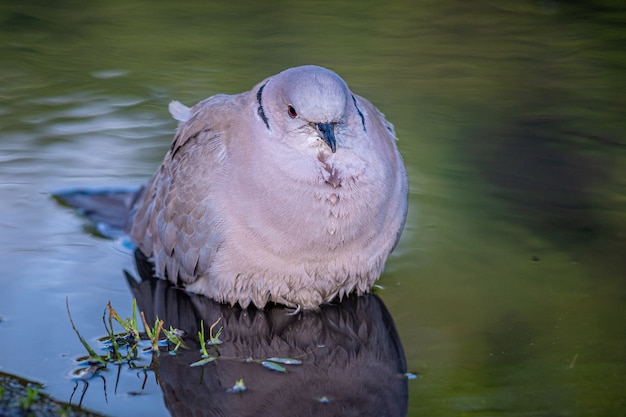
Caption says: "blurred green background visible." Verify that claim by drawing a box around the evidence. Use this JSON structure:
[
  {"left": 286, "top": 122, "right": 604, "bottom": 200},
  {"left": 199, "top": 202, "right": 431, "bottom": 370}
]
[{"left": 1, "top": 0, "right": 625, "bottom": 416}]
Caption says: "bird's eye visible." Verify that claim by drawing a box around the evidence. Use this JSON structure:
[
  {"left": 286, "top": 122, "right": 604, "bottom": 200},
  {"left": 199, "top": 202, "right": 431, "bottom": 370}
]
[{"left": 287, "top": 105, "right": 298, "bottom": 119}]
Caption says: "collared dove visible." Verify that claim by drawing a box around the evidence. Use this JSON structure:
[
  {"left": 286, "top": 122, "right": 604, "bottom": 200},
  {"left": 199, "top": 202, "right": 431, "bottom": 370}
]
[{"left": 127, "top": 65, "right": 408, "bottom": 309}]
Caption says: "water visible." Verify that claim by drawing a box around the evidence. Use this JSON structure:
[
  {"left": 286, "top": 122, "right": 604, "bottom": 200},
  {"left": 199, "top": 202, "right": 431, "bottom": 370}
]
[{"left": 1, "top": 1, "right": 625, "bottom": 416}]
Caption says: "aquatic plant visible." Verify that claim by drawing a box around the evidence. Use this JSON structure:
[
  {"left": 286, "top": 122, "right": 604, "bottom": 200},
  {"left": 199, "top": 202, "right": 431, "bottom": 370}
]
[
  {"left": 66, "top": 298, "right": 304, "bottom": 404},
  {"left": 18, "top": 384, "right": 39, "bottom": 410},
  {"left": 190, "top": 318, "right": 222, "bottom": 367},
  {"left": 66, "top": 298, "right": 107, "bottom": 366},
  {"left": 140, "top": 311, "right": 164, "bottom": 353},
  {"left": 161, "top": 326, "right": 186, "bottom": 353}
]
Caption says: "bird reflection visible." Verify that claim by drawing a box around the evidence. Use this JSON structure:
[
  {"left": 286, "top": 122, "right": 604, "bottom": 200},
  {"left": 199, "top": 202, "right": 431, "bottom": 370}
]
[{"left": 128, "top": 249, "right": 408, "bottom": 417}]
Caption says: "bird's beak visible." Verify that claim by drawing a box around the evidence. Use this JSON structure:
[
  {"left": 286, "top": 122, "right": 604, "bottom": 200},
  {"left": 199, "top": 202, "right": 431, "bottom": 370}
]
[{"left": 316, "top": 122, "right": 337, "bottom": 153}]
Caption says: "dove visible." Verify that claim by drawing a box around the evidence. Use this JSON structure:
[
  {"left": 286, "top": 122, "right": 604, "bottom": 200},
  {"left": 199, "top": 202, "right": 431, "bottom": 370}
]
[{"left": 126, "top": 65, "right": 408, "bottom": 310}]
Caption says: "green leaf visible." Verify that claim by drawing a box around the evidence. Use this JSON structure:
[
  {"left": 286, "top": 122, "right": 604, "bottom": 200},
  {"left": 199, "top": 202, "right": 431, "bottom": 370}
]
[
  {"left": 66, "top": 297, "right": 106, "bottom": 366},
  {"left": 261, "top": 360, "right": 287, "bottom": 373},
  {"left": 265, "top": 357, "right": 302, "bottom": 365},
  {"left": 190, "top": 356, "right": 216, "bottom": 367}
]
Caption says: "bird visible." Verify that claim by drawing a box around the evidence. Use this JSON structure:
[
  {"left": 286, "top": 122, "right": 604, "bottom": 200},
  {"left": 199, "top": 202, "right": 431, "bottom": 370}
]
[{"left": 119, "top": 65, "right": 408, "bottom": 310}]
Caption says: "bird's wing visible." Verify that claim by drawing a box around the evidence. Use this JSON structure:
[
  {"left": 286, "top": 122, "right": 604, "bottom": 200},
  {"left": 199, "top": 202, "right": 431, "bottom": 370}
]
[
  {"left": 129, "top": 92, "right": 246, "bottom": 284},
  {"left": 353, "top": 94, "right": 408, "bottom": 250}
]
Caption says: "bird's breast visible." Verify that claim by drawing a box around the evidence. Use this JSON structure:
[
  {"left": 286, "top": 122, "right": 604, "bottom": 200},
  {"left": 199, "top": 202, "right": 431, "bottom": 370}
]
[{"left": 309, "top": 170, "right": 375, "bottom": 247}]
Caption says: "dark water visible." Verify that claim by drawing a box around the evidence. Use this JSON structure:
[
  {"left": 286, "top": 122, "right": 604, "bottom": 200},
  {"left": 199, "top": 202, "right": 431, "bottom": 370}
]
[{"left": 1, "top": 1, "right": 625, "bottom": 416}]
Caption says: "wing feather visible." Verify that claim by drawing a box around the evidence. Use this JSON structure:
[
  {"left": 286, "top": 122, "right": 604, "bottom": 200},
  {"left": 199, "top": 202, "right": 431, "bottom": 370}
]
[{"left": 129, "top": 92, "right": 245, "bottom": 285}]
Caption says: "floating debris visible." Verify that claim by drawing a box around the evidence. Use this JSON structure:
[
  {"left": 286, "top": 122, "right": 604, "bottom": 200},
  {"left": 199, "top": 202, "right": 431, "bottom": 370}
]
[
  {"left": 261, "top": 361, "right": 287, "bottom": 373},
  {"left": 226, "top": 379, "right": 247, "bottom": 394},
  {"left": 265, "top": 357, "right": 302, "bottom": 365}
]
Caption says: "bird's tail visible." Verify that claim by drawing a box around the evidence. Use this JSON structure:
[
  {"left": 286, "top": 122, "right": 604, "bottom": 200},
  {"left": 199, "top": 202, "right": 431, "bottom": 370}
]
[{"left": 53, "top": 187, "right": 142, "bottom": 239}]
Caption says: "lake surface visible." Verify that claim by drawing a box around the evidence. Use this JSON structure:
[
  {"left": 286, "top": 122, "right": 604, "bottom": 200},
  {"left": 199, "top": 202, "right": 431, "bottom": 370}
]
[{"left": 1, "top": 1, "right": 625, "bottom": 416}]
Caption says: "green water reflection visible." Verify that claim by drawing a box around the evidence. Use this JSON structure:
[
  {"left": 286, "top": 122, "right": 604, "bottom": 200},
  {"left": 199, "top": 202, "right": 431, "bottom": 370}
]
[{"left": 1, "top": 0, "right": 625, "bottom": 416}]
